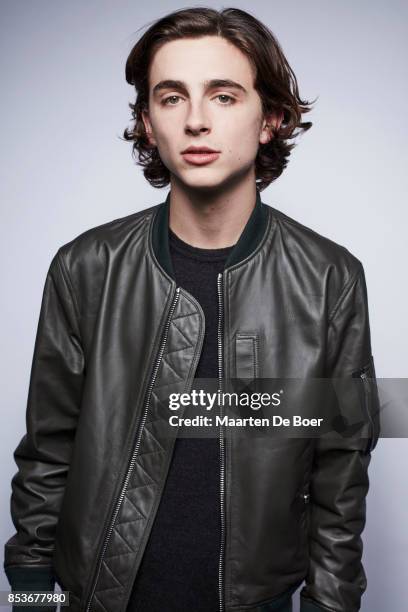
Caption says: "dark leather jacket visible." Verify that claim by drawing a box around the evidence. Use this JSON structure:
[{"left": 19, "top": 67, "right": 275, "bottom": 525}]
[{"left": 4, "top": 189, "right": 380, "bottom": 612}]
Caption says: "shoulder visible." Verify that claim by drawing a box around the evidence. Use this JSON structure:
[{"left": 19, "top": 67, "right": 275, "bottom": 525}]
[
  {"left": 267, "top": 203, "right": 363, "bottom": 272},
  {"left": 55, "top": 202, "right": 160, "bottom": 272},
  {"left": 265, "top": 203, "right": 365, "bottom": 306}
]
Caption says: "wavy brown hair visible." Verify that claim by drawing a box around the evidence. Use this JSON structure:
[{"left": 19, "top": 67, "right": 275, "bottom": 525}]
[{"left": 123, "top": 7, "right": 316, "bottom": 191}]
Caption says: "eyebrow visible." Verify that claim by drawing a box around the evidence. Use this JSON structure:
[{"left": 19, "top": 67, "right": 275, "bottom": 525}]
[{"left": 152, "top": 78, "right": 248, "bottom": 96}]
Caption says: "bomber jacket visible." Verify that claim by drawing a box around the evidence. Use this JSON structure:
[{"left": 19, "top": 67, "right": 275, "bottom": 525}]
[{"left": 4, "top": 188, "right": 380, "bottom": 612}]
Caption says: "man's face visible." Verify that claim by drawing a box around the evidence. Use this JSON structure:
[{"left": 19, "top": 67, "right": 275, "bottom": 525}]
[{"left": 142, "top": 36, "right": 277, "bottom": 191}]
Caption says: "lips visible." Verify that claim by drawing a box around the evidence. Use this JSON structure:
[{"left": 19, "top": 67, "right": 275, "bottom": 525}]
[
  {"left": 181, "top": 147, "right": 221, "bottom": 165},
  {"left": 181, "top": 146, "right": 219, "bottom": 154}
]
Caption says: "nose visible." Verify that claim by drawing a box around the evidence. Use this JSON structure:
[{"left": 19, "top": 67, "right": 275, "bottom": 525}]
[{"left": 184, "top": 102, "right": 210, "bottom": 135}]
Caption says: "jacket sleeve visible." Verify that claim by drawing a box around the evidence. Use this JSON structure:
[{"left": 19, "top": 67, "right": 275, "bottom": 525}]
[
  {"left": 300, "top": 262, "right": 380, "bottom": 612},
  {"left": 4, "top": 249, "right": 85, "bottom": 599}
]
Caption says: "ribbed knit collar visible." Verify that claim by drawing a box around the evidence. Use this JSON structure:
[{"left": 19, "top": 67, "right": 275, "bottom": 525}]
[{"left": 152, "top": 188, "right": 268, "bottom": 280}]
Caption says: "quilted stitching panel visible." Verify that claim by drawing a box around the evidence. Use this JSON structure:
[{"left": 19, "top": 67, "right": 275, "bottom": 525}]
[{"left": 89, "top": 292, "right": 202, "bottom": 612}]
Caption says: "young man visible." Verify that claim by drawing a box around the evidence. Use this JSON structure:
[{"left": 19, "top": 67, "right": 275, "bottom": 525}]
[{"left": 4, "top": 7, "right": 380, "bottom": 612}]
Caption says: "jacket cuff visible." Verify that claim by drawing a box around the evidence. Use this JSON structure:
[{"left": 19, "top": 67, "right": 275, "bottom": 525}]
[
  {"left": 4, "top": 565, "right": 56, "bottom": 591},
  {"left": 300, "top": 597, "right": 333, "bottom": 612}
]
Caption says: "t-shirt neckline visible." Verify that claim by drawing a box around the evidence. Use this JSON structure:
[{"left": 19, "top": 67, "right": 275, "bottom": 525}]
[{"left": 168, "top": 227, "right": 236, "bottom": 262}]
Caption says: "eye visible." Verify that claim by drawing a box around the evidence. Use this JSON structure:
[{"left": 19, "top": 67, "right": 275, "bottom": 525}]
[
  {"left": 216, "top": 94, "right": 235, "bottom": 105},
  {"left": 161, "top": 94, "right": 236, "bottom": 106},
  {"left": 162, "top": 95, "right": 182, "bottom": 106}
]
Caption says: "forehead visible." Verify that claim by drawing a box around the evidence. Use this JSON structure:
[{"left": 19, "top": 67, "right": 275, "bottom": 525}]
[{"left": 148, "top": 35, "right": 255, "bottom": 88}]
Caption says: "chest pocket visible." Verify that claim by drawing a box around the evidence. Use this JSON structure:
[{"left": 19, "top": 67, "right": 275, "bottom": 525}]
[{"left": 235, "top": 333, "right": 259, "bottom": 381}]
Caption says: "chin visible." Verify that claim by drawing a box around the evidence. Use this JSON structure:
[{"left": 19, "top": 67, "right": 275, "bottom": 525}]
[
  {"left": 183, "top": 167, "right": 252, "bottom": 194},
  {"left": 177, "top": 170, "right": 228, "bottom": 191}
]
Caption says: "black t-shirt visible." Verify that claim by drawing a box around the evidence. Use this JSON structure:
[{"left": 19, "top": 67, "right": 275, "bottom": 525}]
[{"left": 126, "top": 228, "right": 235, "bottom": 612}]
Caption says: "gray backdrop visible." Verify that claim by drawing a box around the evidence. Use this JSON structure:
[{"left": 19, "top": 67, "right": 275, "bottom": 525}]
[{"left": 1, "top": 1, "right": 407, "bottom": 611}]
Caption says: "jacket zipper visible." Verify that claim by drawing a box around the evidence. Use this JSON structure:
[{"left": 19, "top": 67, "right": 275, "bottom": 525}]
[
  {"left": 217, "top": 272, "right": 226, "bottom": 612},
  {"left": 85, "top": 286, "right": 181, "bottom": 612},
  {"left": 359, "top": 370, "right": 375, "bottom": 452}
]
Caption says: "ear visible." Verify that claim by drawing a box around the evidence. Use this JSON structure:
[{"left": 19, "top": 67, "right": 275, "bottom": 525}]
[
  {"left": 141, "top": 109, "right": 156, "bottom": 147},
  {"left": 259, "top": 110, "right": 284, "bottom": 145}
]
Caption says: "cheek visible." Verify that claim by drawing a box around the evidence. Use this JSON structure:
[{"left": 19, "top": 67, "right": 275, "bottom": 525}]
[
  {"left": 149, "top": 111, "right": 177, "bottom": 141},
  {"left": 152, "top": 128, "right": 178, "bottom": 163},
  {"left": 220, "top": 114, "right": 262, "bottom": 154},
  {"left": 155, "top": 125, "right": 175, "bottom": 145},
  {"left": 242, "top": 114, "right": 264, "bottom": 146}
]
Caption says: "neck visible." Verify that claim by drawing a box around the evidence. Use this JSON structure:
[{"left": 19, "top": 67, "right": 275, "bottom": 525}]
[{"left": 168, "top": 175, "right": 258, "bottom": 249}]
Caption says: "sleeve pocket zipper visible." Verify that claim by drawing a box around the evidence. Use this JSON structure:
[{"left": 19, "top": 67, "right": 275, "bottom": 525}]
[{"left": 352, "top": 356, "right": 380, "bottom": 454}]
